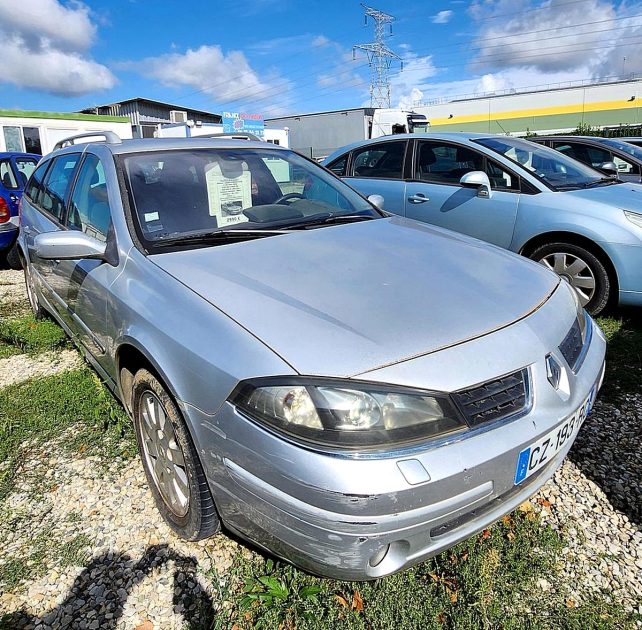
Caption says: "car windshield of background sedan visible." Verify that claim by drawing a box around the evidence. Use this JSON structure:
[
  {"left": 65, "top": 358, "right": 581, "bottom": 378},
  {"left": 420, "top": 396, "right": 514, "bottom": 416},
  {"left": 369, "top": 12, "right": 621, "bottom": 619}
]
[
  {"left": 475, "top": 137, "right": 612, "bottom": 191},
  {"left": 122, "top": 148, "right": 377, "bottom": 249}
]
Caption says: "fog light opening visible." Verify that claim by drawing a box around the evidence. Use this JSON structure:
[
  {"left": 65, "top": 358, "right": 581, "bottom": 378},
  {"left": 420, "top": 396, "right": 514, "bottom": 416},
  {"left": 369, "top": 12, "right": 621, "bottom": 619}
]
[{"left": 369, "top": 543, "right": 390, "bottom": 567}]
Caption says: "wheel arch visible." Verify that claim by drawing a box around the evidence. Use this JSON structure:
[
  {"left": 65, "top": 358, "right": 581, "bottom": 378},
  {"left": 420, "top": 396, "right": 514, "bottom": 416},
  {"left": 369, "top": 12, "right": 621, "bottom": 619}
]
[{"left": 518, "top": 231, "right": 619, "bottom": 298}]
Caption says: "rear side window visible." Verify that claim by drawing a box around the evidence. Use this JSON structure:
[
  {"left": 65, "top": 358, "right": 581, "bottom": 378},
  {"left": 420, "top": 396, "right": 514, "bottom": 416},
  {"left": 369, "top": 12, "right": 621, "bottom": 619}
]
[
  {"left": 326, "top": 155, "right": 347, "bottom": 176},
  {"left": 14, "top": 158, "right": 38, "bottom": 186},
  {"left": 24, "top": 160, "right": 50, "bottom": 204},
  {"left": 351, "top": 141, "right": 406, "bottom": 179},
  {"left": 39, "top": 154, "right": 81, "bottom": 222},
  {"left": 0, "top": 160, "right": 18, "bottom": 190}
]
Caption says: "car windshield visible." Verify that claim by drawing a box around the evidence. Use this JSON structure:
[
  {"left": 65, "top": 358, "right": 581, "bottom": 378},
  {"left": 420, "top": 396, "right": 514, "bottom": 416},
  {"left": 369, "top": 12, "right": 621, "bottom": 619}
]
[
  {"left": 14, "top": 157, "right": 38, "bottom": 187},
  {"left": 475, "top": 137, "right": 608, "bottom": 190},
  {"left": 594, "top": 137, "right": 642, "bottom": 160},
  {"left": 123, "top": 147, "right": 378, "bottom": 247}
]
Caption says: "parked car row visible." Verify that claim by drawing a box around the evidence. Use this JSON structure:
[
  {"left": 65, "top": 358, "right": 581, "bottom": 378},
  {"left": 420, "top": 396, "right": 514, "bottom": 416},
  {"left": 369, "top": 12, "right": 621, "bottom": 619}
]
[
  {"left": 13, "top": 130, "right": 609, "bottom": 580},
  {"left": 324, "top": 133, "right": 642, "bottom": 315}
]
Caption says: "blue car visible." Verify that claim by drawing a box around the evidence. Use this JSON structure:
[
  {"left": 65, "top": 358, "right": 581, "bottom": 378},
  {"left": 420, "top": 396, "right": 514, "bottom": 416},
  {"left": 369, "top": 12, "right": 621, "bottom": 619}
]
[
  {"left": 0, "top": 152, "right": 40, "bottom": 267},
  {"left": 324, "top": 133, "right": 642, "bottom": 315}
]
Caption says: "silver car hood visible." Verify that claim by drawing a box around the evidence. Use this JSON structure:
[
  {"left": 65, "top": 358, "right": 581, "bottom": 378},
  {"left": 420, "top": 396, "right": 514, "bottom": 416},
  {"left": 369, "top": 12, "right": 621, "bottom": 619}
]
[{"left": 150, "top": 217, "right": 558, "bottom": 377}]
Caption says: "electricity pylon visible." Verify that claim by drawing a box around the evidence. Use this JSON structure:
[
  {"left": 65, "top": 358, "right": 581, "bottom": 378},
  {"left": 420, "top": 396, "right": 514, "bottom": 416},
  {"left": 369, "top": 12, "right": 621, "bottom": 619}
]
[{"left": 353, "top": 3, "right": 402, "bottom": 108}]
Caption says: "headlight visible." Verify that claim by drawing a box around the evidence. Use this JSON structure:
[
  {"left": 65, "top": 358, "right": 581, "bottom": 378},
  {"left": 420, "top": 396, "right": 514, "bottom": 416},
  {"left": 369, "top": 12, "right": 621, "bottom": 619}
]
[
  {"left": 229, "top": 378, "right": 467, "bottom": 451},
  {"left": 624, "top": 210, "right": 642, "bottom": 229}
]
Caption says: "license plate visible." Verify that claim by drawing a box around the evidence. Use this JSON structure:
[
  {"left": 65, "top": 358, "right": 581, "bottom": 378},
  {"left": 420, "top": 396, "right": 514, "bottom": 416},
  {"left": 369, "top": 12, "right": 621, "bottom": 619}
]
[{"left": 514, "top": 385, "right": 596, "bottom": 485}]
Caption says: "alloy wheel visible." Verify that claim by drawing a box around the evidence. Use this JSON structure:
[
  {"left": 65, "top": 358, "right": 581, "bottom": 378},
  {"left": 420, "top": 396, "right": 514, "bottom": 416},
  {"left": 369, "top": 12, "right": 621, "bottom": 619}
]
[
  {"left": 139, "top": 391, "right": 190, "bottom": 517},
  {"left": 25, "top": 265, "right": 40, "bottom": 314},
  {"left": 538, "top": 251, "right": 596, "bottom": 307}
]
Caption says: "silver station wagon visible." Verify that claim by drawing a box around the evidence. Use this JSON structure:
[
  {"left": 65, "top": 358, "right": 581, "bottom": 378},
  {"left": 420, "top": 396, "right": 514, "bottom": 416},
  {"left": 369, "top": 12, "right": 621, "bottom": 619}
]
[{"left": 17, "top": 132, "right": 606, "bottom": 580}]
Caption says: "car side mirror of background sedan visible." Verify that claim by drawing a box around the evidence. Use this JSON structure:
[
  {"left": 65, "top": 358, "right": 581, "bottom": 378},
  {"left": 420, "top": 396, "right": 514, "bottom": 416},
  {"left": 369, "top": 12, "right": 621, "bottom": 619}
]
[
  {"left": 599, "top": 161, "right": 618, "bottom": 176},
  {"left": 368, "top": 194, "right": 385, "bottom": 210},
  {"left": 34, "top": 231, "right": 107, "bottom": 261},
  {"left": 459, "top": 171, "right": 493, "bottom": 199}
]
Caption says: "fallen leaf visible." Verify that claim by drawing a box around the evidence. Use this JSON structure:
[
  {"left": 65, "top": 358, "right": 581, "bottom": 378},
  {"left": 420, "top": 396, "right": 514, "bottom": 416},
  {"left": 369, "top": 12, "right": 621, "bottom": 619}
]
[
  {"left": 428, "top": 572, "right": 440, "bottom": 582},
  {"left": 537, "top": 498, "right": 552, "bottom": 508},
  {"left": 135, "top": 622, "right": 153, "bottom": 630},
  {"left": 507, "top": 531, "right": 516, "bottom": 542},
  {"left": 352, "top": 590, "right": 364, "bottom": 612},
  {"left": 566, "top": 598, "right": 577, "bottom": 608},
  {"left": 436, "top": 612, "right": 446, "bottom": 624},
  {"left": 49, "top": 484, "right": 59, "bottom": 493},
  {"left": 501, "top": 515, "right": 512, "bottom": 526},
  {"left": 78, "top": 444, "right": 87, "bottom": 454},
  {"left": 480, "top": 529, "right": 491, "bottom": 540},
  {"left": 335, "top": 594, "right": 349, "bottom": 608},
  {"left": 448, "top": 589, "right": 458, "bottom": 604},
  {"left": 460, "top": 552, "right": 469, "bottom": 562},
  {"left": 518, "top": 501, "right": 533, "bottom": 513}
]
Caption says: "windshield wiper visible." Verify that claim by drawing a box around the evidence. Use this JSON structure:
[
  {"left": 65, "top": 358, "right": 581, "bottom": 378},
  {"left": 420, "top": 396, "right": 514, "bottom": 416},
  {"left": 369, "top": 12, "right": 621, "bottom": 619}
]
[
  {"left": 154, "top": 227, "right": 288, "bottom": 246},
  {"left": 285, "top": 213, "right": 377, "bottom": 230},
  {"left": 585, "top": 178, "right": 618, "bottom": 188}
]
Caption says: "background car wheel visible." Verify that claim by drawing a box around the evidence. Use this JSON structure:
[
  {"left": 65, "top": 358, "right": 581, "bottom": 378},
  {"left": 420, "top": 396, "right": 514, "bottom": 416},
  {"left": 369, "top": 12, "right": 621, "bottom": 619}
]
[
  {"left": 529, "top": 242, "right": 610, "bottom": 316},
  {"left": 131, "top": 368, "right": 220, "bottom": 540},
  {"left": 5, "top": 244, "right": 22, "bottom": 270},
  {"left": 24, "top": 263, "right": 47, "bottom": 320}
]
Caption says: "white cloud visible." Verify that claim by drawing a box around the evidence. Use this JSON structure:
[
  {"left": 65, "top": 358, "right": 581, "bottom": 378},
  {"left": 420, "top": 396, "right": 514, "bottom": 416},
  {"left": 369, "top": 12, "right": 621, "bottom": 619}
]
[
  {"left": 312, "top": 35, "right": 331, "bottom": 47},
  {"left": 468, "top": 0, "right": 638, "bottom": 76},
  {"left": 391, "top": 53, "right": 438, "bottom": 108},
  {"left": 0, "top": 0, "right": 115, "bottom": 96},
  {"left": 130, "top": 45, "right": 293, "bottom": 111},
  {"left": 432, "top": 10, "right": 454, "bottom": 24}
]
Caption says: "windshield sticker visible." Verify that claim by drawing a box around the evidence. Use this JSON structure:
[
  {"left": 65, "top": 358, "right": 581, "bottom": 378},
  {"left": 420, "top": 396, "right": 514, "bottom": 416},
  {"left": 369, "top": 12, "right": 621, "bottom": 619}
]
[
  {"left": 144, "top": 211, "right": 160, "bottom": 222},
  {"left": 205, "top": 163, "right": 251, "bottom": 226}
]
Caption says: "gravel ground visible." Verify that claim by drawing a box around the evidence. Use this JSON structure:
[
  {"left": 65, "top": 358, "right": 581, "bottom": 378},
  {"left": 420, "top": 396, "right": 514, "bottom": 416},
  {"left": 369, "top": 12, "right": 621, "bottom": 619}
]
[
  {"left": 0, "top": 269, "right": 27, "bottom": 308},
  {"left": 0, "top": 350, "right": 82, "bottom": 388},
  {"left": 1, "top": 266, "right": 641, "bottom": 627}
]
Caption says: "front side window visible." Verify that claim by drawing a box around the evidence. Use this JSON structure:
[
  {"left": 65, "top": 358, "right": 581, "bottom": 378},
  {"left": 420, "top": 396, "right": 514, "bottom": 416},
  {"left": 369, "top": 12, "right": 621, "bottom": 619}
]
[
  {"left": 476, "top": 137, "right": 608, "bottom": 190},
  {"left": 121, "top": 148, "right": 377, "bottom": 249},
  {"left": 0, "top": 159, "right": 18, "bottom": 190},
  {"left": 326, "top": 155, "right": 347, "bottom": 176},
  {"left": 40, "top": 154, "right": 81, "bottom": 221},
  {"left": 68, "top": 155, "right": 111, "bottom": 241},
  {"left": 612, "top": 153, "right": 640, "bottom": 175},
  {"left": 415, "top": 141, "right": 484, "bottom": 184},
  {"left": 351, "top": 141, "right": 406, "bottom": 179}
]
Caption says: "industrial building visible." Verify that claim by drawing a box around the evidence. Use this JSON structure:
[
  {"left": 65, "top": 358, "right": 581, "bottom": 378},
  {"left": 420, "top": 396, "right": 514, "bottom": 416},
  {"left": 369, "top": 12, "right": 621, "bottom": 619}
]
[
  {"left": 415, "top": 76, "right": 642, "bottom": 135},
  {"left": 80, "top": 97, "right": 221, "bottom": 139}
]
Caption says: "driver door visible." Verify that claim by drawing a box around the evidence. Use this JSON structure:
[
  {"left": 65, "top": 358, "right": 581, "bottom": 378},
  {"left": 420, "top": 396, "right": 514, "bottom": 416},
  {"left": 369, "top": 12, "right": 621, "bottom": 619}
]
[{"left": 403, "top": 140, "right": 520, "bottom": 249}]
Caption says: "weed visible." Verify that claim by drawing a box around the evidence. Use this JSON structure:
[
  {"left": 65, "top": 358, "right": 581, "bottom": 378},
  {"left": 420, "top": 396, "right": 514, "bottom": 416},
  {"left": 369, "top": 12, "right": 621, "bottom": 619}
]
[{"left": 0, "top": 314, "right": 68, "bottom": 355}]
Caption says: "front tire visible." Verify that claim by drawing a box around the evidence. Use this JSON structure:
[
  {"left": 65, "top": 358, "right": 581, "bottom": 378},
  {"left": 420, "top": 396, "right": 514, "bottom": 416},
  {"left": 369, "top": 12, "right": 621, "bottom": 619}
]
[
  {"left": 132, "top": 368, "right": 220, "bottom": 540},
  {"left": 529, "top": 242, "right": 611, "bottom": 315},
  {"left": 24, "top": 262, "right": 47, "bottom": 320}
]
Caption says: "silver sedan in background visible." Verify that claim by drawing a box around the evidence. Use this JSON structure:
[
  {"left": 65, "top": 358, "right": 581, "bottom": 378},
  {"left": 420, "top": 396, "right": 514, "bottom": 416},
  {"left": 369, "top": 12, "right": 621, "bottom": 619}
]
[{"left": 17, "top": 134, "right": 606, "bottom": 580}]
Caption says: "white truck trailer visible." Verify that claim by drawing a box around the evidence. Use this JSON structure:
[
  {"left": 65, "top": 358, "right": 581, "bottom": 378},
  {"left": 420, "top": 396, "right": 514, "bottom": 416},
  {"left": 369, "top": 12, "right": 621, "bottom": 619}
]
[
  {"left": 0, "top": 109, "right": 132, "bottom": 155},
  {"left": 156, "top": 122, "right": 290, "bottom": 147},
  {"left": 265, "top": 107, "right": 429, "bottom": 160}
]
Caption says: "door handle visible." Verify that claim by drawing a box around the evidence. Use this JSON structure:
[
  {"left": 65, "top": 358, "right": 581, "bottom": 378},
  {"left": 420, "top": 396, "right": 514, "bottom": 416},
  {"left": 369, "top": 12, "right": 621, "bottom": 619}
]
[{"left": 408, "top": 193, "right": 429, "bottom": 203}]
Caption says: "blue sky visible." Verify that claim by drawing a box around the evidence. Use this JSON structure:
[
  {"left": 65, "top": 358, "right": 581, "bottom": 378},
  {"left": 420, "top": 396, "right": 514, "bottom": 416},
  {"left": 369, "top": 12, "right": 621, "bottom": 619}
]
[{"left": 2, "top": 0, "right": 642, "bottom": 117}]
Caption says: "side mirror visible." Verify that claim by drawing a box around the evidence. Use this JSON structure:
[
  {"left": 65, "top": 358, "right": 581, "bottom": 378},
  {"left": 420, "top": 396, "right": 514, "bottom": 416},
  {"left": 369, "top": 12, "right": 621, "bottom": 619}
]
[
  {"left": 368, "top": 194, "right": 385, "bottom": 210},
  {"left": 599, "top": 161, "right": 618, "bottom": 176},
  {"left": 34, "top": 231, "right": 107, "bottom": 261},
  {"left": 459, "top": 171, "right": 493, "bottom": 198}
]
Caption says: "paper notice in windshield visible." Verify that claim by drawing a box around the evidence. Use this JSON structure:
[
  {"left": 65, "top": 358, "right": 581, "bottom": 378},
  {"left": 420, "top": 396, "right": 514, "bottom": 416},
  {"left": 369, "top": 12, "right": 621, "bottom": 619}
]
[{"left": 205, "top": 165, "right": 251, "bottom": 226}]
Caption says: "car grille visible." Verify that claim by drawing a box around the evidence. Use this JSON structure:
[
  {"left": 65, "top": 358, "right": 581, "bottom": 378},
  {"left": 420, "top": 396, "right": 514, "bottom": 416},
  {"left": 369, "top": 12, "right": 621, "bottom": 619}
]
[
  {"left": 559, "top": 318, "right": 583, "bottom": 372},
  {"left": 452, "top": 369, "right": 528, "bottom": 428}
]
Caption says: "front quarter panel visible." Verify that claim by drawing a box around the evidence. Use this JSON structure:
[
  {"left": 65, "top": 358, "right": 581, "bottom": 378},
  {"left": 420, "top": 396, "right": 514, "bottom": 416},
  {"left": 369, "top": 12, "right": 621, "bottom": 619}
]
[{"left": 109, "top": 247, "right": 296, "bottom": 414}]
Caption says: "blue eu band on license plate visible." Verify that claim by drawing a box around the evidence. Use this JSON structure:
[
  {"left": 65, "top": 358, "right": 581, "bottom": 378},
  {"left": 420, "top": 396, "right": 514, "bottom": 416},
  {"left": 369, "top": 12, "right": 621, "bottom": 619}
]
[{"left": 514, "top": 385, "right": 596, "bottom": 485}]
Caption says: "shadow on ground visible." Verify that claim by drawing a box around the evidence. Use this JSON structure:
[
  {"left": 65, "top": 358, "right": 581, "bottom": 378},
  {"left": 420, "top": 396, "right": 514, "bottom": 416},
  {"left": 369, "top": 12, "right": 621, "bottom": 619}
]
[
  {"left": 0, "top": 545, "right": 215, "bottom": 629},
  {"left": 569, "top": 310, "right": 642, "bottom": 527}
]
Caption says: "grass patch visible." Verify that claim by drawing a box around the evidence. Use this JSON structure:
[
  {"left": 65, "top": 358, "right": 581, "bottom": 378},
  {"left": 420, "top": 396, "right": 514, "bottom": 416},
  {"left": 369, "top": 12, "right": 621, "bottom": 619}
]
[
  {"left": 212, "top": 511, "right": 640, "bottom": 630},
  {"left": 58, "top": 534, "right": 91, "bottom": 569},
  {"left": 0, "top": 528, "right": 52, "bottom": 592},
  {"left": 0, "top": 314, "right": 68, "bottom": 355},
  {"left": 595, "top": 314, "right": 642, "bottom": 401},
  {"left": 0, "top": 367, "right": 136, "bottom": 501}
]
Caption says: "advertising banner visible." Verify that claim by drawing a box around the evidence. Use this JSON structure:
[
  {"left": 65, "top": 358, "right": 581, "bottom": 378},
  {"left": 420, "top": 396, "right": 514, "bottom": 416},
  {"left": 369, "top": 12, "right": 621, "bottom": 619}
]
[{"left": 222, "top": 112, "right": 265, "bottom": 138}]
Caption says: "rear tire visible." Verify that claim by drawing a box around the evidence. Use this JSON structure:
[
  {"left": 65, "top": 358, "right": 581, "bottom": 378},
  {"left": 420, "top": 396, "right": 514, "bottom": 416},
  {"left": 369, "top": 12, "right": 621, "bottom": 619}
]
[
  {"left": 529, "top": 242, "right": 610, "bottom": 316},
  {"left": 131, "top": 368, "right": 220, "bottom": 540}
]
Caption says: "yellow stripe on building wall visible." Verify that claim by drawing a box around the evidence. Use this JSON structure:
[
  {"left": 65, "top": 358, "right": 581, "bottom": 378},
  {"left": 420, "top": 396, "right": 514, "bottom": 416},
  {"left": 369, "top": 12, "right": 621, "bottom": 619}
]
[{"left": 430, "top": 97, "right": 640, "bottom": 126}]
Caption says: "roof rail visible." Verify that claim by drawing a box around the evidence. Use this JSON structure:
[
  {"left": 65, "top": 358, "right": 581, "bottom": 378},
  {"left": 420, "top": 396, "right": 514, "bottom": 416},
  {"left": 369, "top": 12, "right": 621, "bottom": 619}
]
[
  {"left": 54, "top": 131, "right": 122, "bottom": 151},
  {"left": 196, "top": 132, "right": 263, "bottom": 142}
]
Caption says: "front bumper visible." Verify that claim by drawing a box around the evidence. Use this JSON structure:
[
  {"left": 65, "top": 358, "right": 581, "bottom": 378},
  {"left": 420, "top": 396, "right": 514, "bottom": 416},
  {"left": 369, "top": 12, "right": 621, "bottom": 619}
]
[{"left": 188, "top": 289, "right": 607, "bottom": 580}]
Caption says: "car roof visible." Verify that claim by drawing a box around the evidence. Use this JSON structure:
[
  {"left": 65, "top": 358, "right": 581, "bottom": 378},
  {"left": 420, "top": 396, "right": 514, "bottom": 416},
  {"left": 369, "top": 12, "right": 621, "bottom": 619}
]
[
  {"left": 0, "top": 152, "right": 40, "bottom": 160},
  {"left": 323, "top": 132, "right": 510, "bottom": 161},
  {"left": 50, "top": 137, "right": 289, "bottom": 158}
]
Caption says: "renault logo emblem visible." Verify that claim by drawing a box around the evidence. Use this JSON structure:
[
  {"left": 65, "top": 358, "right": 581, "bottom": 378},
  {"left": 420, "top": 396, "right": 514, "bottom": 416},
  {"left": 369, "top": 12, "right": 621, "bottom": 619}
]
[{"left": 546, "top": 354, "right": 562, "bottom": 390}]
